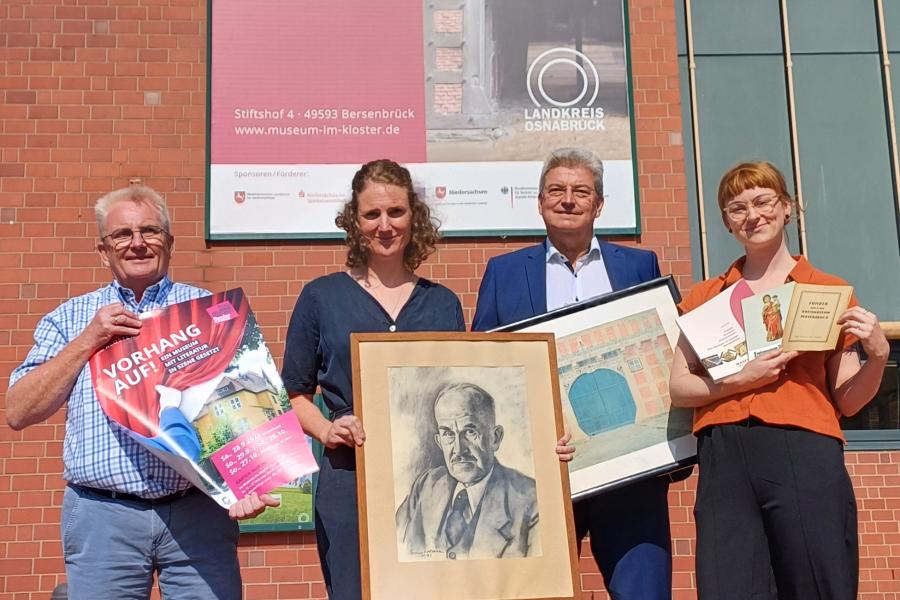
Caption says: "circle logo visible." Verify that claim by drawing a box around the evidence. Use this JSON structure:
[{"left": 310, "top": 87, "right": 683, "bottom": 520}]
[{"left": 526, "top": 47, "right": 599, "bottom": 108}]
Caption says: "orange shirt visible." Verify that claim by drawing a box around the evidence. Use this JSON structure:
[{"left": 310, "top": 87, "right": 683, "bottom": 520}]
[{"left": 678, "top": 255, "right": 858, "bottom": 441}]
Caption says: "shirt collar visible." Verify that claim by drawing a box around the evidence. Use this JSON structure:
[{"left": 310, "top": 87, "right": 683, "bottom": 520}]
[
  {"left": 453, "top": 465, "right": 495, "bottom": 513},
  {"left": 719, "top": 254, "right": 813, "bottom": 287},
  {"left": 112, "top": 275, "right": 173, "bottom": 309},
  {"left": 545, "top": 236, "right": 601, "bottom": 265}
]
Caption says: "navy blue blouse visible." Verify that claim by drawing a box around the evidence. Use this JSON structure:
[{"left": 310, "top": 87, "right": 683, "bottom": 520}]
[{"left": 281, "top": 272, "right": 466, "bottom": 418}]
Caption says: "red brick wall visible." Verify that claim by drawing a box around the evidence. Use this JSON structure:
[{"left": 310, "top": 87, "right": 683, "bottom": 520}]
[{"left": 7, "top": 2, "right": 896, "bottom": 600}]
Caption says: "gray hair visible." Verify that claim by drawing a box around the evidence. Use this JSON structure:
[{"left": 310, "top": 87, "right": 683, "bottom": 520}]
[
  {"left": 539, "top": 147, "right": 604, "bottom": 200},
  {"left": 94, "top": 186, "right": 171, "bottom": 237},
  {"left": 434, "top": 382, "right": 497, "bottom": 424}
]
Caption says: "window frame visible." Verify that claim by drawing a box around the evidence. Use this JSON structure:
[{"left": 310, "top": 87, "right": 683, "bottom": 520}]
[{"left": 843, "top": 342, "right": 900, "bottom": 450}]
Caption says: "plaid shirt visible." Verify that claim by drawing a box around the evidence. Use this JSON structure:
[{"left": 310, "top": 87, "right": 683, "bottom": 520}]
[{"left": 9, "top": 276, "right": 210, "bottom": 497}]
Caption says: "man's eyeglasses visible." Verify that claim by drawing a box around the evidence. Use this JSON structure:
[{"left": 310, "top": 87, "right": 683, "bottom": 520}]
[
  {"left": 722, "top": 194, "right": 783, "bottom": 222},
  {"left": 101, "top": 226, "right": 169, "bottom": 248},
  {"left": 543, "top": 185, "right": 596, "bottom": 201}
]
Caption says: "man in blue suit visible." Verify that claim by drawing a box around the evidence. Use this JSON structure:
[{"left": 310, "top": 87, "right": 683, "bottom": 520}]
[{"left": 473, "top": 147, "right": 673, "bottom": 600}]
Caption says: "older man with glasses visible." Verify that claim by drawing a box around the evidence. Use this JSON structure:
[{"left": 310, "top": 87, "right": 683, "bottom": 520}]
[{"left": 6, "top": 186, "right": 273, "bottom": 600}]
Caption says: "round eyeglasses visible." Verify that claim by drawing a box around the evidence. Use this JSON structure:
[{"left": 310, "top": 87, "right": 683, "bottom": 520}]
[{"left": 722, "top": 194, "right": 783, "bottom": 222}]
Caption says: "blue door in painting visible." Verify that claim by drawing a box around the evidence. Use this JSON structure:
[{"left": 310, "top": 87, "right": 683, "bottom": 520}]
[{"left": 569, "top": 369, "right": 636, "bottom": 434}]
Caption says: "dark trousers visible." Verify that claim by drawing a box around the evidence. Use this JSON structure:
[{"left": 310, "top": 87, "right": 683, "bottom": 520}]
[
  {"left": 695, "top": 423, "right": 858, "bottom": 600},
  {"left": 575, "top": 476, "right": 673, "bottom": 600},
  {"left": 315, "top": 445, "right": 361, "bottom": 600}
]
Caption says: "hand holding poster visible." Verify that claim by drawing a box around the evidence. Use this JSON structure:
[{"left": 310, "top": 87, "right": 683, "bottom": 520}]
[{"left": 89, "top": 288, "right": 318, "bottom": 508}]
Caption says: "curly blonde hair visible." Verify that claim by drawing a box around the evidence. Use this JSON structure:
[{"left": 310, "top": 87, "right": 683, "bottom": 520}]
[{"left": 335, "top": 159, "right": 439, "bottom": 270}]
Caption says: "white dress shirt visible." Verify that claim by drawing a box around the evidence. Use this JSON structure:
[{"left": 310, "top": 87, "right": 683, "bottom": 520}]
[
  {"left": 453, "top": 465, "right": 494, "bottom": 514},
  {"left": 545, "top": 237, "right": 613, "bottom": 311}
]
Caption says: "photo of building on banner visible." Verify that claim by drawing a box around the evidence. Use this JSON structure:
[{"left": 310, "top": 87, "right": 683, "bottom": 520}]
[
  {"left": 208, "top": 0, "right": 638, "bottom": 237},
  {"left": 89, "top": 288, "right": 318, "bottom": 509}
]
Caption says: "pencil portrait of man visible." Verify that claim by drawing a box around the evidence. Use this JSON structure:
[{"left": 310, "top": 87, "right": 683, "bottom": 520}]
[{"left": 395, "top": 382, "right": 539, "bottom": 561}]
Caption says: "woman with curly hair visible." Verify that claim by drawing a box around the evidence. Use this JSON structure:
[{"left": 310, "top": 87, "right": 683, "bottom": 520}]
[{"left": 281, "top": 159, "right": 465, "bottom": 600}]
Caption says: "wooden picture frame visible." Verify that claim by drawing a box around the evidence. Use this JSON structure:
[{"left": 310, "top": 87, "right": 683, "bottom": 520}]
[
  {"left": 497, "top": 276, "right": 696, "bottom": 499},
  {"left": 352, "top": 332, "right": 580, "bottom": 600}
]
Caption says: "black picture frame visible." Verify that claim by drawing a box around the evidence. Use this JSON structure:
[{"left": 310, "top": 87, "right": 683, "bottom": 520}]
[{"left": 496, "top": 276, "right": 696, "bottom": 499}]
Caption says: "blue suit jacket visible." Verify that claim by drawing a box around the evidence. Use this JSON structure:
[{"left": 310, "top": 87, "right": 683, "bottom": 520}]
[
  {"left": 472, "top": 238, "right": 661, "bottom": 331},
  {"left": 471, "top": 238, "right": 677, "bottom": 594}
]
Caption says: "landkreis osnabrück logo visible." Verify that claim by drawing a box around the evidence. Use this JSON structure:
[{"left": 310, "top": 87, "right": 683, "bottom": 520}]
[{"left": 524, "top": 47, "right": 605, "bottom": 132}]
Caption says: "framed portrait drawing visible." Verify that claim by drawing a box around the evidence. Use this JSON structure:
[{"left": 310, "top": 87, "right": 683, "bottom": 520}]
[
  {"left": 497, "top": 276, "right": 696, "bottom": 499},
  {"left": 352, "top": 332, "right": 580, "bottom": 600}
]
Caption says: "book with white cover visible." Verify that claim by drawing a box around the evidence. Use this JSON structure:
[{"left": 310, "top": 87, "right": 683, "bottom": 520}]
[{"left": 677, "top": 280, "right": 753, "bottom": 381}]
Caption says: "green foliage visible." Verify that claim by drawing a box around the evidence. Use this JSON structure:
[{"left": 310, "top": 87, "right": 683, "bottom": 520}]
[
  {"left": 200, "top": 419, "right": 236, "bottom": 461},
  {"left": 239, "top": 486, "right": 313, "bottom": 526},
  {"left": 234, "top": 312, "right": 265, "bottom": 362},
  {"left": 278, "top": 386, "right": 291, "bottom": 412}
]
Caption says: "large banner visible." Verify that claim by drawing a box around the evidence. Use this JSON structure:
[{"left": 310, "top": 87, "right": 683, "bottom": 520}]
[
  {"left": 90, "top": 289, "right": 318, "bottom": 509},
  {"left": 208, "top": 0, "right": 639, "bottom": 238}
]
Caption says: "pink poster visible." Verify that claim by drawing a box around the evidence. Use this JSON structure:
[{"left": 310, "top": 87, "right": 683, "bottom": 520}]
[
  {"left": 90, "top": 289, "right": 318, "bottom": 509},
  {"left": 211, "top": 412, "right": 314, "bottom": 499},
  {"left": 210, "top": 0, "right": 426, "bottom": 165}
]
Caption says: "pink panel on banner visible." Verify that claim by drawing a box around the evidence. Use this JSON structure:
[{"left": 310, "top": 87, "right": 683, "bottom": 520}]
[
  {"left": 211, "top": 412, "right": 318, "bottom": 498},
  {"left": 211, "top": 0, "right": 426, "bottom": 164}
]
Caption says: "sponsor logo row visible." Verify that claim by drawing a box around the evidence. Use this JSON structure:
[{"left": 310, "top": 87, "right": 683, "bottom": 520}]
[{"left": 234, "top": 186, "right": 539, "bottom": 204}]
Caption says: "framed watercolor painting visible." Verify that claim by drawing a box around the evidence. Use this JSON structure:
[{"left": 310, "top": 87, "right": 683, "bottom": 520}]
[{"left": 497, "top": 276, "right": 695, "bottom": 499}]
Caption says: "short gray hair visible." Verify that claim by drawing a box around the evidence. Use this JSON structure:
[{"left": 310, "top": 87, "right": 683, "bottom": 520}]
[
  {"left": 434, "top": 382, "right": 497, "bottom": 425},
  {"left": 539, "top": 147, "right": 604, "bottom": 200},
  {"left": 94, "top": 186, "right": 171, "bottom": 237}
]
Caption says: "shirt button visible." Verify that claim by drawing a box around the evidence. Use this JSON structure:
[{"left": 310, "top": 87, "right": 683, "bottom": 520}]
[
  {"left": 389, "top": 325, "right": 396, "bottom": 332},
  {"left": 448, "top": 551, "right": 456, "bottom": 560}
]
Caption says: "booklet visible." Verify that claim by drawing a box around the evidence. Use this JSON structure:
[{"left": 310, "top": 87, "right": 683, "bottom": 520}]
[
  {"left": 741, "top": 282, "right": 796, "bottom": 358},
  {"left": 676, "top": 280, "right": 752, "bottom": 381},
  {"left": 89, "top": 288, "right": 318, "bottom": 509},
  {"left": 780, "top": 283, "right": 853, "bottom": 351}
]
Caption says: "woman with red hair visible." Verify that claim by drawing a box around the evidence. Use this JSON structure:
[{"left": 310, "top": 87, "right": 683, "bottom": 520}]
[{"left": 670, "top": 161, "right": 889, "bottom": 599}]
